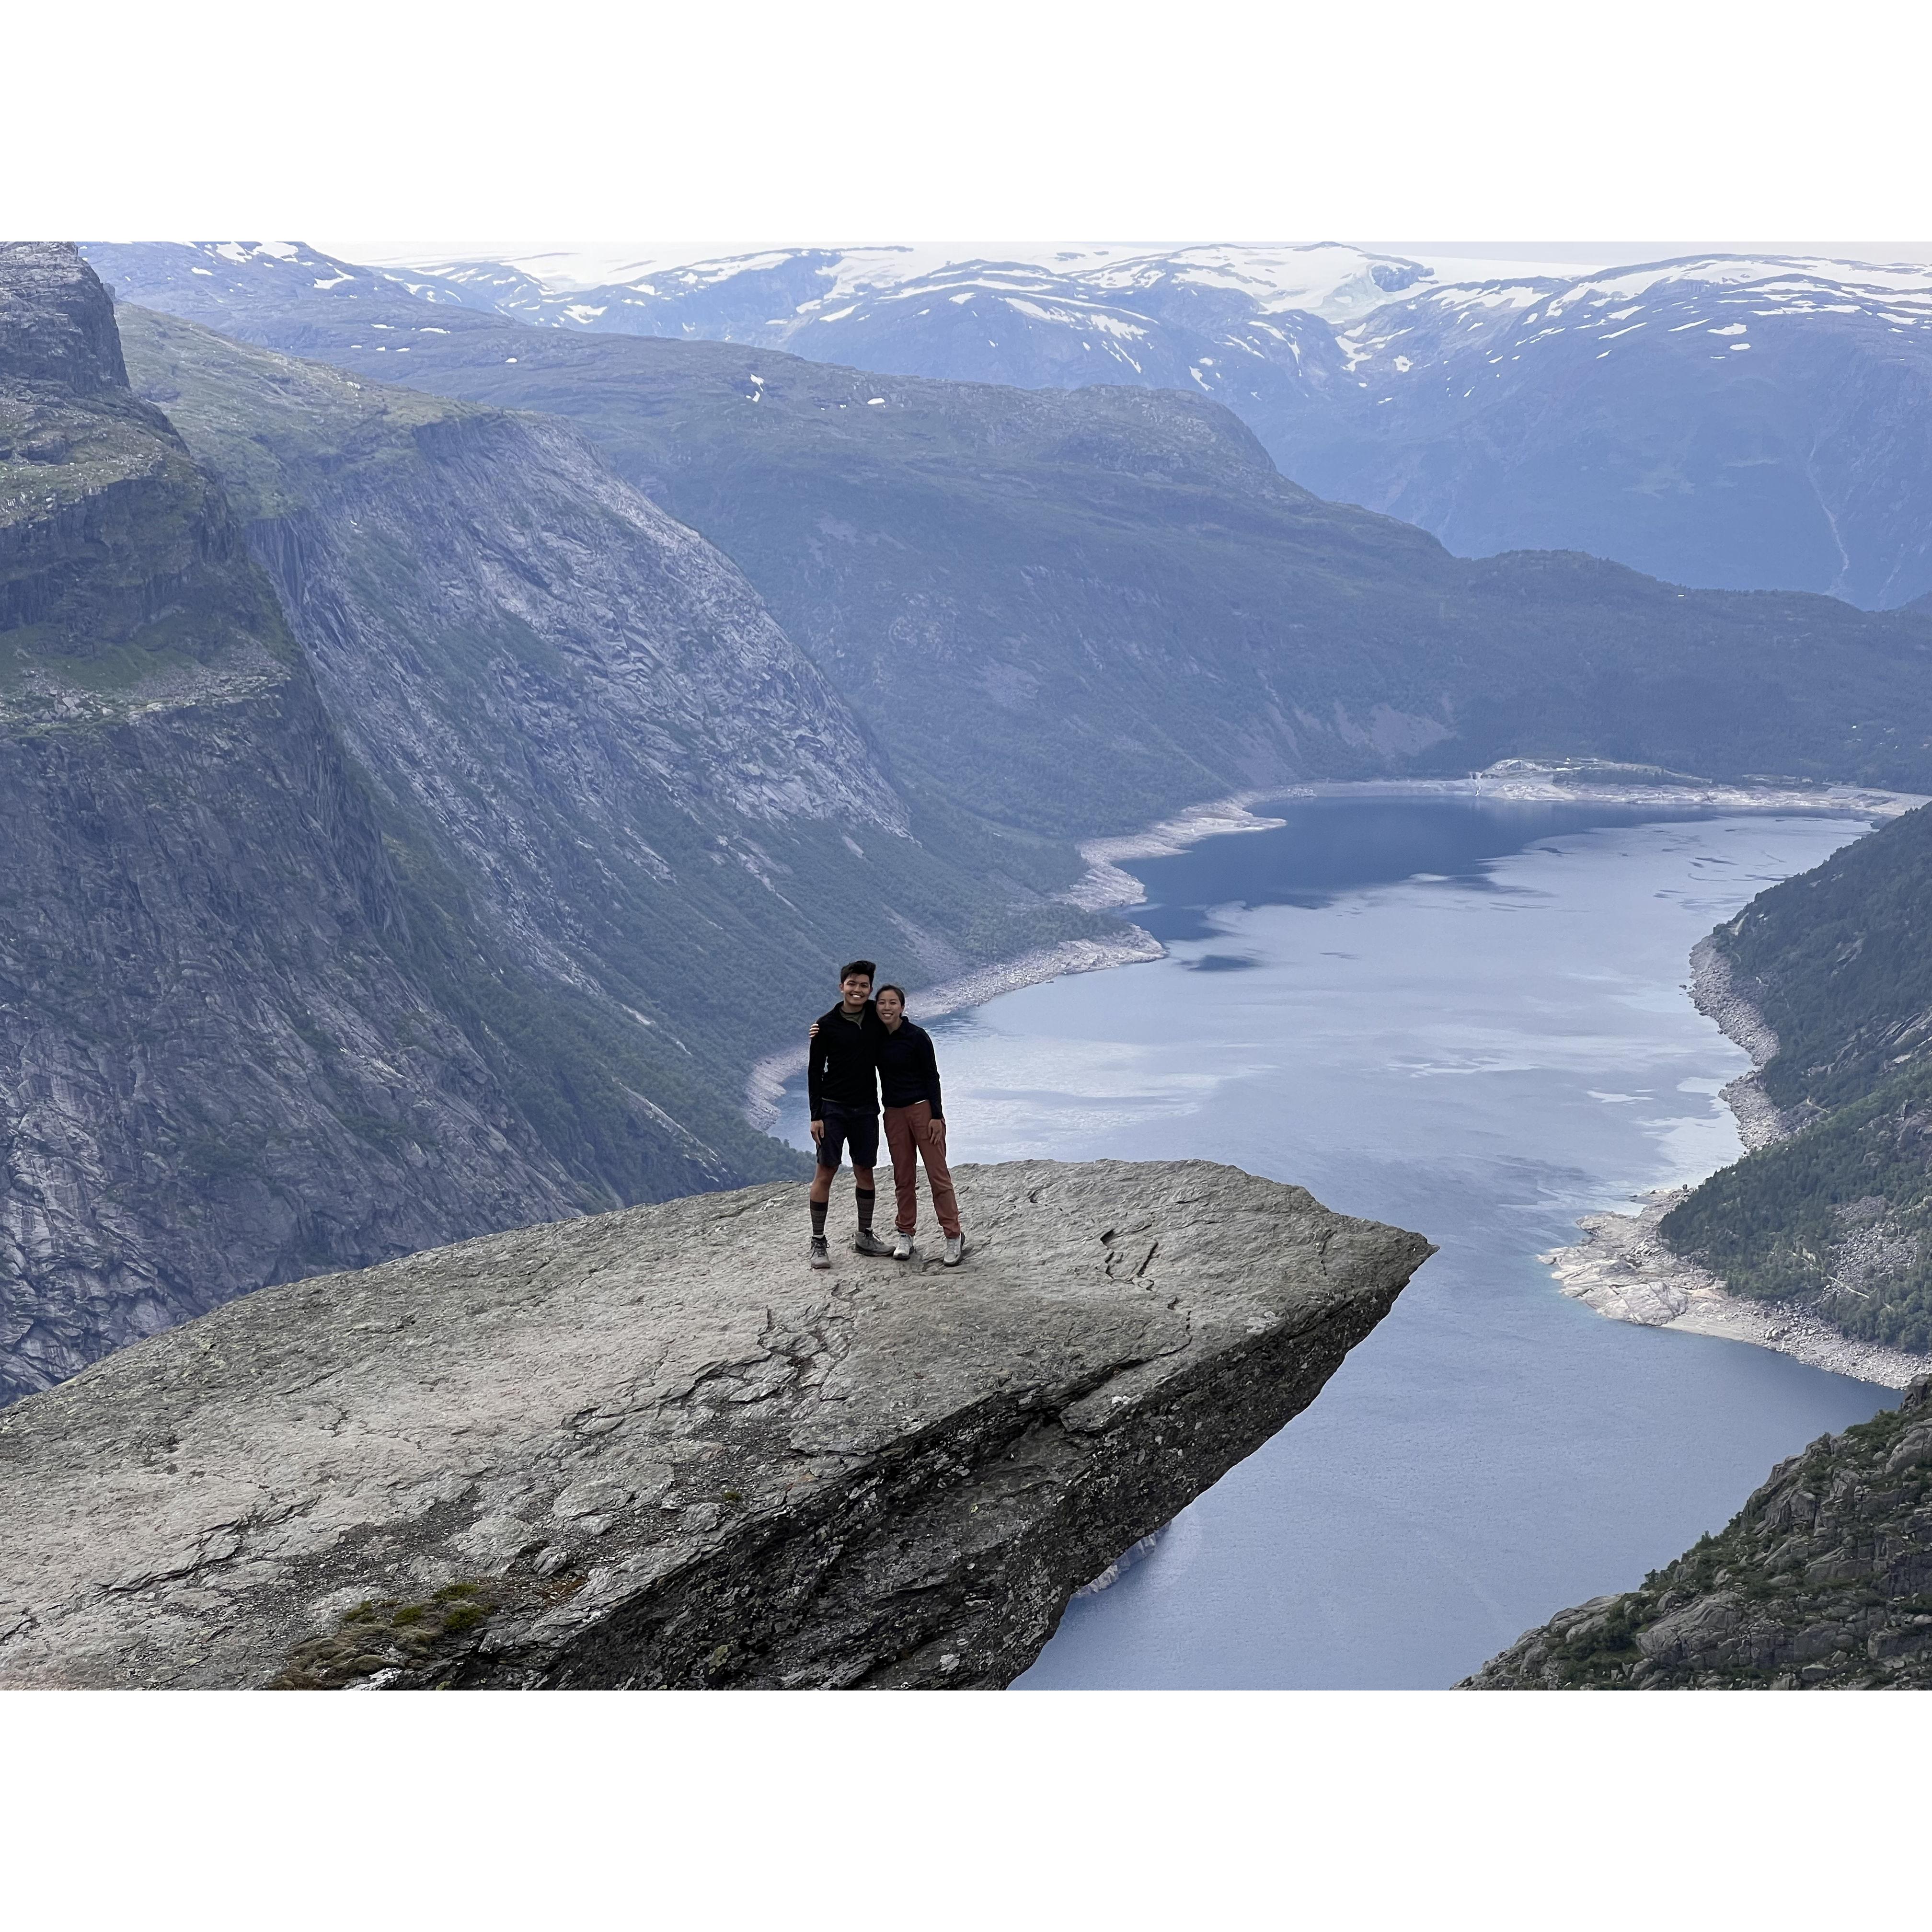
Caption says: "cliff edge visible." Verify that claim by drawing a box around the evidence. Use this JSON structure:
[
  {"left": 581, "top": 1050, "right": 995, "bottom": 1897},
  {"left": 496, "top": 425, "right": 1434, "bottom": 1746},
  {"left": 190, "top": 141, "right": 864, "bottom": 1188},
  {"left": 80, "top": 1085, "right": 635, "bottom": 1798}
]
[
  {"left": 1465, "top": 1375, "right": 1932, "bottom": 1689},
  {"left": 0, "top": 1160, "right": 1431, "bottom": 1690}
]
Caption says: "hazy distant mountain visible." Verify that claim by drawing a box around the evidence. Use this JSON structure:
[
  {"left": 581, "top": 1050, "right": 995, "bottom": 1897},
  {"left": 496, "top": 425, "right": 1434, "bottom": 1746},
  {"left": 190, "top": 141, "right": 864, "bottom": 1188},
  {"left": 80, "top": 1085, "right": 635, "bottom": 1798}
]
[
  {"left": 89, "top": 241, "right": 1932, "bottom": 607},
  {"left": 1297, "top": 255, "right": 1932, "bottom": 609},
  {"left": 84, "top": 240, "right": 1420, "bottom": 475},
  {"left": 392, "top": 239, "right": 1441, "bottom": 330},
  {"left": 83, "top": 268, "right": 1932, "bottom": 837}
]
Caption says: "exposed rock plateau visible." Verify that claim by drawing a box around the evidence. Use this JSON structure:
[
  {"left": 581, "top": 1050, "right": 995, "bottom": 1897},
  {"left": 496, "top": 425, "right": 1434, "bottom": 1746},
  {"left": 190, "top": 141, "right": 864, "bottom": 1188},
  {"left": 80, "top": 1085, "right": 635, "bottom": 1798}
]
[
  {"left": 0, "top": 1160, "right": 1430, "bottom": 1690},
  {"left": 1467, "top": 1375, "right": 1932, "bottom": 1689}
]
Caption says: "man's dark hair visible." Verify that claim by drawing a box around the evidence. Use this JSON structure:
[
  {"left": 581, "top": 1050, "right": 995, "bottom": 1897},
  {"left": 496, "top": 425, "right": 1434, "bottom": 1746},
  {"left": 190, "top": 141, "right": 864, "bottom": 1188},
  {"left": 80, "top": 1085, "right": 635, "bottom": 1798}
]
[
  {"left": 839, "top": 959, "right": 877, "bottom": 984},
  {"left": 875, "top": 983, "right": 907, "bottom": 1006}
]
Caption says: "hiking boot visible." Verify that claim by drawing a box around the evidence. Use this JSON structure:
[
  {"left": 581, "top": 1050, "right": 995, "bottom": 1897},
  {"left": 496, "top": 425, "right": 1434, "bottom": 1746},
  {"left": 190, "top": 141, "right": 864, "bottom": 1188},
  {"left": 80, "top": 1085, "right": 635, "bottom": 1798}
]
[
  {"left": 852, "top": 1228, "right": 893, "bottom": 1258},
  {"left": 943, "top": 1234, "right": 966, "bottom": 1267},
  {"left": 892, "top": 1229, "right": 914, "bottom": 1260},
  {"left": 809, "top": 1235, "right": 830, "bottom": 1270}
]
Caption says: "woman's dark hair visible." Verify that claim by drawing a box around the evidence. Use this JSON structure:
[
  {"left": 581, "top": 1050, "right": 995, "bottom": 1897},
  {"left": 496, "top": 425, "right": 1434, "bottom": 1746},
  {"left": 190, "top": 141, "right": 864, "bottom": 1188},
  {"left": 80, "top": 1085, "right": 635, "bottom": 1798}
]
[
  {"left": 839, "top": 959, "right": 877, "bottom": 983},
  {"left": 875, "top": 983, "right": 907, "bottom": 1007}
]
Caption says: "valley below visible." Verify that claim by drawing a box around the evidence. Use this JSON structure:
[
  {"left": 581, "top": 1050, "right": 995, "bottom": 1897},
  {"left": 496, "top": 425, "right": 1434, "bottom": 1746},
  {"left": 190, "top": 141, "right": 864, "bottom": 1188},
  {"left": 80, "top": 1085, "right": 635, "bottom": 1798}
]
[{"left": 767, "top": 792, "right": 1926, "bottom": 1687}]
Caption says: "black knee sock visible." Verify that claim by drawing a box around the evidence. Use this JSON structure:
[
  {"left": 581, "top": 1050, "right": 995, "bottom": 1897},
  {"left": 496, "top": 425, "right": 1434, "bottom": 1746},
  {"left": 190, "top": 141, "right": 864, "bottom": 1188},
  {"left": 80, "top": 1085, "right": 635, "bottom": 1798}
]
[
  {"left": 811, "top": 1199, "right": 828, "bottom": 1238},
  {"left": 855, "top": 1187, "right": 876, "bottom": 1232}
]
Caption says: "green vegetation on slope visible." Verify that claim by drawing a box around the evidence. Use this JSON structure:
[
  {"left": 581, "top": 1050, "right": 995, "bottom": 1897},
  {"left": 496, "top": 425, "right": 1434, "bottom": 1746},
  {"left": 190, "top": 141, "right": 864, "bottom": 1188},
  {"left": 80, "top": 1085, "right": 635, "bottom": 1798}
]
[
  {"left": 1661, "top": 804, "right": 1932, "bottom": 1350},
  {"left": 1662, "top": 1061, "right": 1932, "bottom": 1349},
  {"left": 1704, "top": 803, "right": 1932, "bottom": 1116},
  {"left": 0, "top": 342, "right": 296, "bottom": 723},
  {"left": 1466, "top": 1377, "right": 1932, "bottom": 1688}
]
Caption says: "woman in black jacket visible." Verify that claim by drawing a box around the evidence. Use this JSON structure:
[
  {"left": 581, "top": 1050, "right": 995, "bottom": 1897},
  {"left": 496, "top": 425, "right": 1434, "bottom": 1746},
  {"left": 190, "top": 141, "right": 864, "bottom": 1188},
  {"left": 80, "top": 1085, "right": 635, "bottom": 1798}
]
[{"left": 874, "top": 984, "right": 965, "bottom": 1265}]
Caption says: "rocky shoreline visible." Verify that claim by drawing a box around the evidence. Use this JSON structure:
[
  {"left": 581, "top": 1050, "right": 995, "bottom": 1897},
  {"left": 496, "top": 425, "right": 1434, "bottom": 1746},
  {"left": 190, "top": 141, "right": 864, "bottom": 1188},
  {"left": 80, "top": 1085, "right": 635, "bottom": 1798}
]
[
  {"left": 1062, "top": 793, "right": 1289, "bottom": 913},
  {"left": 1541, "top": 1188, "right": 1929, "bottom": 1391},
  {"left": 1542, "top": 922, "right": 1932, "bottom": 1390}
]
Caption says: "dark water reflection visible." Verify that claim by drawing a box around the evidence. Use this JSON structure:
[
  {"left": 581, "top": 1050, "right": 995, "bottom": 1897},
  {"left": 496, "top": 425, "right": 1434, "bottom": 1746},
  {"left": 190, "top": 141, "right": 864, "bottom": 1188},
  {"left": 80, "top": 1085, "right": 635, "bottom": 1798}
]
[{"left": 1130, "top": 795, "right": 1726, "bottom": 938}]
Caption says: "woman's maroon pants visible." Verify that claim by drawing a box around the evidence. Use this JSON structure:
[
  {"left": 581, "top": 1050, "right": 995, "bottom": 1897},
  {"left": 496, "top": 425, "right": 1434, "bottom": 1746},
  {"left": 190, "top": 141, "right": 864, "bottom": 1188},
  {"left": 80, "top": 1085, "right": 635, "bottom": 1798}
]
[{"left": 883, "top": 1102, "right": 961, "bottom": 1237}]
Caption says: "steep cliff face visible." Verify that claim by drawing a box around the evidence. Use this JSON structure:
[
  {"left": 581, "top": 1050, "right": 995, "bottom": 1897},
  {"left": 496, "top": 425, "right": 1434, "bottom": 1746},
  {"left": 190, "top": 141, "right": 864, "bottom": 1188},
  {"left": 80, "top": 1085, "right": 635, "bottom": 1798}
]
[
  {"left": 0, "top": 1160, "right": 1433, "bottom": 1690},
  {"left": 0, "top": 245, "right": 581, "bottom": 1402},
  {"left": 117, "top": 307, "right": 1107, "bottom": 1132},
  {"left": 1467, "top": 1376, "right": 1932, "bottom": 1690},
  {"left": 0, "top": 242, "right": 129, "bottom": 394}
]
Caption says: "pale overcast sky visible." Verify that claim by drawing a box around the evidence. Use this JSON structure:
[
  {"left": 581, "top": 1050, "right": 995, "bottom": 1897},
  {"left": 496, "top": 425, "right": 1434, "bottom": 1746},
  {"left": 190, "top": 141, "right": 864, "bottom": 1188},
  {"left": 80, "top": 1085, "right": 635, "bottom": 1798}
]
[{"left": 17, "top": 0, "right": 1930, "bottom": 256}]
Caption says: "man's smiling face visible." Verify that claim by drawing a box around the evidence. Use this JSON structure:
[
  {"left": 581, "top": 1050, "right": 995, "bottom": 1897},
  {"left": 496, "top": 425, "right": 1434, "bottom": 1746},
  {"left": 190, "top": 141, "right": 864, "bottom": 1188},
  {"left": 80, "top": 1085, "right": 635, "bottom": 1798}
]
[{"left": 840, "top": 971, "right": 873, "bottom": 1012}]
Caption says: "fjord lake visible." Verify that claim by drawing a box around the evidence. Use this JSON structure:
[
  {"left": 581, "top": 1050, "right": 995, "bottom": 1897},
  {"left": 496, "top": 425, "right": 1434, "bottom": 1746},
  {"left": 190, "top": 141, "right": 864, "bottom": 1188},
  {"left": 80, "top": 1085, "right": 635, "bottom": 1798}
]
[{"left": 784, "top": 793, "right": 1893, "bottom": 1688}]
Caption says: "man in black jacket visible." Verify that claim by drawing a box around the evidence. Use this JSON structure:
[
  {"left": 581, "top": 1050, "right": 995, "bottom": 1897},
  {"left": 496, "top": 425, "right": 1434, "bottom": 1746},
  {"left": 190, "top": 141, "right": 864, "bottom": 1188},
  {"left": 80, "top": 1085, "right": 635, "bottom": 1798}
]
[{"left": 806, "top": 959, "right": 891, "bottom": 1268}]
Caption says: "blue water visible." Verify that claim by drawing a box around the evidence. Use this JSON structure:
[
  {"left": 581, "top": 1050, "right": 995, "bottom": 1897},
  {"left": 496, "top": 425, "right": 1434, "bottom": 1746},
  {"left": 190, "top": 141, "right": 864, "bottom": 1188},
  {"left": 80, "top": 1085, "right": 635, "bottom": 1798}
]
[{"left": 780, "top": 794, "right": 1894, "bottom": 1687}]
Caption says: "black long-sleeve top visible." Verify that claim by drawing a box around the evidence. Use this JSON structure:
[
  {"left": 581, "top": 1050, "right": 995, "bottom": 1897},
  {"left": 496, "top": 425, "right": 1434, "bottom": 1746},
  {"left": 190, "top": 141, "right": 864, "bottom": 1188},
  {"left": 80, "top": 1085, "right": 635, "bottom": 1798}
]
[
  {"left": 876, "top": 1019, "right": 943, "bottom": 1118},
  {"left": 807, "top": 1003, "right": 883, "bottom": 1116}
]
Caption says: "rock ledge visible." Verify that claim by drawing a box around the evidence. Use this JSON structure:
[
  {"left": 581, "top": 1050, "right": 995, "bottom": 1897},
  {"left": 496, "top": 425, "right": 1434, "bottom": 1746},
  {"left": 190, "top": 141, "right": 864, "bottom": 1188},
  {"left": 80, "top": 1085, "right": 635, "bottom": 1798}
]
[{"left": 0, "top": 1160, "right": 1429, "bottom": 1690}]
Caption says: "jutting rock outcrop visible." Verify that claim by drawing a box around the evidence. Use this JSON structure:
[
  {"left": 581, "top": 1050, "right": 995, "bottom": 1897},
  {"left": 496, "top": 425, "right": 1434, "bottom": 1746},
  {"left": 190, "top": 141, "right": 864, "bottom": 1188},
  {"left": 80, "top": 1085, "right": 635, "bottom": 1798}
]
[
  {"left": 1465, "top": 1375, "right": 1932, "bottom": 1689},
  {"left": 0, "top": 1160, "right": 1431, "bottom": 1690}
]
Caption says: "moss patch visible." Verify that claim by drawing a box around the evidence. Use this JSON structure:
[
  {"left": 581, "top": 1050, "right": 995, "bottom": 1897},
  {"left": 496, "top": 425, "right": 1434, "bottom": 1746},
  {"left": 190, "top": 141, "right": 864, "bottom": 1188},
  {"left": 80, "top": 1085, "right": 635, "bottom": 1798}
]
[{"left": 271, "top": 1580, "right": 500, "bottom": 1690}]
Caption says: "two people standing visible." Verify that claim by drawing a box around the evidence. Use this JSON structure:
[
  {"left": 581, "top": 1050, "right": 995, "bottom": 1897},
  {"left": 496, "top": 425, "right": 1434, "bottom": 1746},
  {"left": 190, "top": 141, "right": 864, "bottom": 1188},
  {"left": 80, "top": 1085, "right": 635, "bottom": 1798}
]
[{"left": 806, "top": 959, "right": 965, "bottom": 1272}]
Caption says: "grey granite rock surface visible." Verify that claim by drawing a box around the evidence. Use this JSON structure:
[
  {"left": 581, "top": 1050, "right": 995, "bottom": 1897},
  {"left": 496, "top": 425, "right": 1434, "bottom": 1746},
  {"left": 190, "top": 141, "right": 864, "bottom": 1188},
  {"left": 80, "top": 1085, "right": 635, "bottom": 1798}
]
[
  {"left": 0, "top": 1160, "right": 1430, "bottom": 1690},
  {"left": 0, "top": 241, "right": 128, "bottom": 394}
]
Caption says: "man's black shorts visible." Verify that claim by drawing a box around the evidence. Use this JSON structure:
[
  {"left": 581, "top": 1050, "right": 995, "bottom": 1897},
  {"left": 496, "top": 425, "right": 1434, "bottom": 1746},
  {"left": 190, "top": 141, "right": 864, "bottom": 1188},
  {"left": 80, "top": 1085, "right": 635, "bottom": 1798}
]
[{"left": 815, "top": 1102, "right": 879, "bottom": 1171}]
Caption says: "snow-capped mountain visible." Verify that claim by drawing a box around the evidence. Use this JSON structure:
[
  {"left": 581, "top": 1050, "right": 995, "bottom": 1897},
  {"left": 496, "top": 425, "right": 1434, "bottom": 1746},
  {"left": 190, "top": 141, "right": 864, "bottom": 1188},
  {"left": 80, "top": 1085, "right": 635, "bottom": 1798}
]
[
  {"left": 369, "top": 242, "right": 1442, "bottom": 445},
  {"left": 86, "top": 238, "right": 446, "bottom": 310},
  {"left": 86, "top": 241, "right": 1932, "bottom": 607},
  {"left": 1292, "top": 255, "right": 1932, "bottom": 606},
  {"left": 373, "top": 244, "right": 1932, "bottom": 606},
  {"left": 401, "top": 240, "right": 1443, "bottom": 329},
  {"left": 351, "top": 241, "right": 1466, "bottom": 479}
]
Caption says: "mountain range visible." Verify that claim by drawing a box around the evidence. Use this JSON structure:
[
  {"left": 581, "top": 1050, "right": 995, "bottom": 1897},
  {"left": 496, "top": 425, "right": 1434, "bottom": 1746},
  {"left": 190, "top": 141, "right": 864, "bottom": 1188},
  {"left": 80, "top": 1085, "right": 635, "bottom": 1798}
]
[
  {"left": 71, "top": 251, "right": 1932, "bottom": 826},
  {"left": 85, "top": 240, "right": 1932, "bottom": 607}
]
